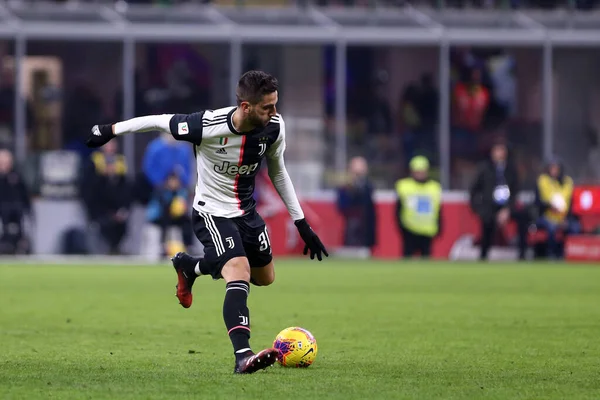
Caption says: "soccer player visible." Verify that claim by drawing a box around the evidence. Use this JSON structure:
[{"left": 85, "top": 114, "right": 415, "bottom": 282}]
[{"left": 86, "top": 70, "right": 328, "bottom": 374}]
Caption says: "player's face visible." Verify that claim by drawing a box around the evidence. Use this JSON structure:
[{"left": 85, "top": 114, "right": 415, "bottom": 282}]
[{"left": 248, "top": 91, "right": 278, "bottom": 128}]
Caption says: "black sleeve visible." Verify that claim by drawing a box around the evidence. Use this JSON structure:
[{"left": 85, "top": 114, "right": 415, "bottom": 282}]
[{"left": 168, "top": 112, "right": 205, "bottom": 145}]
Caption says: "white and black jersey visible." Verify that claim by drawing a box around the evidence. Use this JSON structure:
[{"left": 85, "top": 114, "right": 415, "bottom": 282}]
[{"left": 114, "top": 106, "right": 304, "bottom": 221}]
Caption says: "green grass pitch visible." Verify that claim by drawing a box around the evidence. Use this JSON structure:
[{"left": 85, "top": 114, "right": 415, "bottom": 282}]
[{"left": 1, "top": 259, "right": 600, "bottom": 399}]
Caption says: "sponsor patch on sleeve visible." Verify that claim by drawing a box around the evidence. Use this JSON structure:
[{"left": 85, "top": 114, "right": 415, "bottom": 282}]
[{"left": 178, "top": 122, "right": 189, "bottom": 135}]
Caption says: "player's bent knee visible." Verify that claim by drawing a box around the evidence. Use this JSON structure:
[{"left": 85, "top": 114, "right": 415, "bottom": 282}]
[
  {"left": 262, "top": 268, "right": 275, "bottom": 286},
  {"left": 221, "top": 257, "right": 251, "bottom": 283},
  {"left": 251, "top": 274, "right": 275, "bottom": 286},
  {"left": 250, "top": 262, "right": 275, "bottom": 286}
]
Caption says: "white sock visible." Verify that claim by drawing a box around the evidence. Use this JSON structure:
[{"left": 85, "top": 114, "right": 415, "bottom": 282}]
[{"left": 194, "top": 262, "right": 202, "bottom": 276}]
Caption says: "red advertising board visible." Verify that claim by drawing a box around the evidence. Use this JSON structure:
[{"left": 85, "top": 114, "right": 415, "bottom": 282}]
[
  {"left": 571, "top": 186, "right": 600, "bottom": 216},
  {"left": 565, "top": 236, "right": 600, "bottom": 262},
  {"left": 257, "top": 174, "right": 600, "bottom": 262}
]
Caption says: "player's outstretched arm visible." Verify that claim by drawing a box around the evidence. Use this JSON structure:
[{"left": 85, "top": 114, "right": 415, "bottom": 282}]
[
  {"left": 266, "top": 116, "right": 328, "bottom": 261},
  {"left": 86, "top": 113, "right": 204, "bottom": 148}
]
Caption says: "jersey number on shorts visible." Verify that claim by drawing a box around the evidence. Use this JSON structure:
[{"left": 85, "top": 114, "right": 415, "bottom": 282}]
[{"left": 258, "top": 228, "right": 271, "bottom": 252}]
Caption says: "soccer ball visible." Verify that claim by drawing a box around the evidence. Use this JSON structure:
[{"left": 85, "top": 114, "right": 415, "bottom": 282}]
[{"left": 273, "top": 327, "right": 318, "bottom": 368}]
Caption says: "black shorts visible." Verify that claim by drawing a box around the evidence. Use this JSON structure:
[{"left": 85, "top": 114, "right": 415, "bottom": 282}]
[{"left": 192, "top": 209, "right": 273, "bottom": 279}]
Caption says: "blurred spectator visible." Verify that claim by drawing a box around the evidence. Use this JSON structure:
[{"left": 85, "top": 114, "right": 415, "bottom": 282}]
[
  {"left": 402, "top": 74, "right": 439, "bottom": 165},
  {"left": 368, "top": 80, "right": 393, "bottom": 135},
  {"left": 139, "top": 132, "right": 194, "bottom": 204},
  {"left": 80, "top": 139, "right": 132, "bottom": 255},
  {"left": 366, "top": 81, "right": 394, "bottom": 163},
  {"left": 0, "top": 66, "right": 33, "bottom": 147},
  {"left": 394, "top": 156, "right": 442, "bottom": 258},
  {"left": 146, "top": 173, "right": 194, "bottom": 257},
  {"left": 400, "top": 84, "right": 423, "bottom": 162},
  {"left": 336, "top": 156, "right": 376, "bottom": 251},
  {"left": 534, "top": 158, "right": 581, "bottom": 259},
  {"left": 487, "top": 51, "right": 517, "bottom": 123},
  {"left": 469, "top": 139, "right": 528, "bottom": 260},
  {"left": 452, "top": 68, "right": 490, "bottom": 159},
  {"left": 63, "top": 81, "right": 105, "bottom": 155},
  {"left": 0, "top": 148, "right": 32, "bottom": 254},
  {"left": 0, "top": 67, "right": 15, "bottom": 143},
  {"left": 416, "top": 73, "right": 439, "bottom": 140}
]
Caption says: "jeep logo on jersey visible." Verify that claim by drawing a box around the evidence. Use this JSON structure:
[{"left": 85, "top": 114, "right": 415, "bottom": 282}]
[{"left": 214, "top": 161, "right": 259, "bottom": 175}]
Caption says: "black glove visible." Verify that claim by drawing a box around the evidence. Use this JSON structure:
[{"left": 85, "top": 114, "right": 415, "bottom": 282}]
[
  {"left": 294, "top": 218, "right": 329, "bottom": 261},
  {"left": 86, "top": 124, "right": 116, "bottom": 148}
]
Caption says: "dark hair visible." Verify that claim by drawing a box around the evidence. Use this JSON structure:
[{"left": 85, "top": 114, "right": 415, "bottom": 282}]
[{"left": 236, "top": 70, "right": 278, "bottom": 106}]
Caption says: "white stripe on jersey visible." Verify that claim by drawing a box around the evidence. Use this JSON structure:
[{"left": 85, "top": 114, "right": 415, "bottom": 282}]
[
  {"left": 200, "top": 212, "right": 225, "bottom": 256},
  {"left": 202, "top": 114, "right": 227, "bottom": 127}
]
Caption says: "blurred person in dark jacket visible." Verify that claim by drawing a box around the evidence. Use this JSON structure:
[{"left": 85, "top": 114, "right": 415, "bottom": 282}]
[
  {"left": 469, "top": 139, "right": 528, "bottom": 260},
  {"left": 81, "top": 139, "right": 132, "bottom": 254},
  {"left": 336, "top": 156, "right": 376, "bottom": 251},
  {"left": 146, "top": 172, "right": 194, "bottom": 257},
  {"left": 534, "top": 158, "right": 581, "bottom": 259},
  {"left": 0, "top": 148, "right": 32, "bottom": 254},
  {"left": 395, "top": 156, "right": 442, "bottom": 258}
]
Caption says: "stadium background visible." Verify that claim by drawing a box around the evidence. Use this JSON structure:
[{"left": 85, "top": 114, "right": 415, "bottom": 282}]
[
  {"left": 1, "top": 0, "right": 600, "bottom": 259},
  {"left": 2, "top": 3, "right": 600, "bottom": 399}
]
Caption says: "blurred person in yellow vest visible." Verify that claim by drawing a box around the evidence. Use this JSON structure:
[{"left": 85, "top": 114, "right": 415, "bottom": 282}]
[
  {"left": 395, "top": 156, "right": 442, "bottom": 258},
  {"left": 534, "top": 158, "right": 581, "bottom": 259}
]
